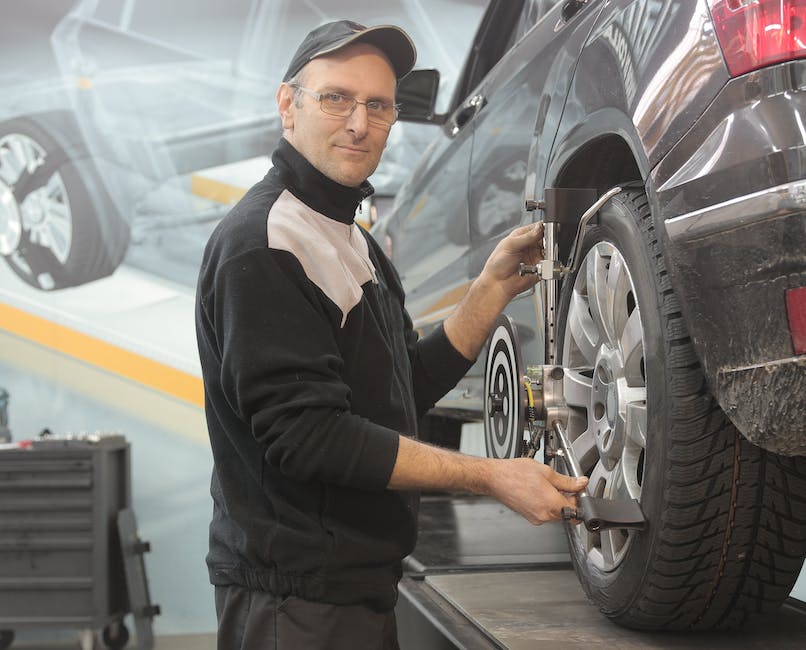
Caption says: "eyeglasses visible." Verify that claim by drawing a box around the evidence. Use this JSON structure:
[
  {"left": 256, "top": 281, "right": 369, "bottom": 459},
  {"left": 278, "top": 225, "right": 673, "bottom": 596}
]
[{"left": 289, "top": 84, "right": 400, "bottom": 127}]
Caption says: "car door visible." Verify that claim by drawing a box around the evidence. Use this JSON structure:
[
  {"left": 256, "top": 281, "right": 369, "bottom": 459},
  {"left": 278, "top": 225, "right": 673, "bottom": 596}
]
[
  {"left": 456, "top": 0, "right": 605, "bottom": 408},
  {"left": 382, "top": 5, "right": 496, "bottom": 336}
]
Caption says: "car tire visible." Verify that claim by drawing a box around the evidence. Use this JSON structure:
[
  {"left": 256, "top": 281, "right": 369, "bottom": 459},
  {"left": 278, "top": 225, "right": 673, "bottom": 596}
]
[
  {"left": 555, "top": 188, "right": 806, "bottom": 630},
  {"left": 0, "top": 112, "right": 129, "bottom": 290}
]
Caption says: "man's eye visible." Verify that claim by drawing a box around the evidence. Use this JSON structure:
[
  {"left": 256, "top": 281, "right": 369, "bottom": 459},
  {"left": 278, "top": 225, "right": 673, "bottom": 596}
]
[
  {"left": 366, "top": 100, "right": 385, "bottom": 111},
  {"left": 325, "top": 93, "right": 349, "bottom": 104}
]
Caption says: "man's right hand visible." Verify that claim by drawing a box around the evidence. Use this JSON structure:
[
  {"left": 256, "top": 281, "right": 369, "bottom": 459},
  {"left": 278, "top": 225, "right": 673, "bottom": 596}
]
[
  {"left": 388, "top": 436, "right": 588, "bottom": 525},
  {"left": 482, "top": 457, "right": 587, "bottom": 525}
]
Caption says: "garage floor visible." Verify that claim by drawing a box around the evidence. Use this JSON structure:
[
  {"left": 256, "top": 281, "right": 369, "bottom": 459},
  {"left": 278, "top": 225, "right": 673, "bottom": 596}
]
[
  {"left": 427, "top": 570, "right": 806, "bottom": 649},
  {"left": 11, "top": 634, "right": 215, "bottom": 650},
  {"left": 397, "top": 496, "right": 806, "bottom": 649}
]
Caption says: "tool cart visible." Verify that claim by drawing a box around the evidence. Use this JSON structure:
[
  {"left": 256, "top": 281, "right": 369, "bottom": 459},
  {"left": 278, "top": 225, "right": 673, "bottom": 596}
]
[{"left": 0, "top": 432, "right": 158, "bottom": 649}]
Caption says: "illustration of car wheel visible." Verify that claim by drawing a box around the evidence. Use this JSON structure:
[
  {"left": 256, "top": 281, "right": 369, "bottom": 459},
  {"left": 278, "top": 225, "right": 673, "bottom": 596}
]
[
  {"left": 555, "top": 188, "right": 806, "bottom": 630},
  {"left": 0, "top": 112, "right": 129, "bottom": 290}
]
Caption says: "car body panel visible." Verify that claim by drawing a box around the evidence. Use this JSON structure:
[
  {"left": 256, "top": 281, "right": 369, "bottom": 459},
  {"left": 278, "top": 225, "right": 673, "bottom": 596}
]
[
  {"left": 546, "top": 0, "right": 729, "bottom": 188},
  {"left": 653, "top": 61, "right": 806, "bottom": 454},
  {"left": 380, "top": 0, "right": 806, "bottom": 452}
]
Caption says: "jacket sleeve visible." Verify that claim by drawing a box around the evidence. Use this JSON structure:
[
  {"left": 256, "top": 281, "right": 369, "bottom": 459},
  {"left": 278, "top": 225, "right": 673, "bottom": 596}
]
[
  {"left": 208, "top": 247, "right": 400, "bottom": 490},
  {"left": 408, "top": 322, "right": 475, "bottom": 420}
]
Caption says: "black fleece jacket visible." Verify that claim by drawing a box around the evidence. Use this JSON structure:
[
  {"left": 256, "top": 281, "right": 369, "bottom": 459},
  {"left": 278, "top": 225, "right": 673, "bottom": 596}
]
[{"left": 195, "top": 138, "right": 472, "bottom": 610}]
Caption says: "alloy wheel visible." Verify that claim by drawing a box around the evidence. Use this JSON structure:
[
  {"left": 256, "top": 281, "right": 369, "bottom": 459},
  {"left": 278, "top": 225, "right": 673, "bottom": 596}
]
[{"left": 562, "top": 241, "right": 648, "bottom": 571}]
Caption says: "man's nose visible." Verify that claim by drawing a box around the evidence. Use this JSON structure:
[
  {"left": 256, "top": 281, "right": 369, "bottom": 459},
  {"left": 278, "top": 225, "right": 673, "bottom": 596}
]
[{"left": 345, "top": 103, "right": 369, "bottom": 136}]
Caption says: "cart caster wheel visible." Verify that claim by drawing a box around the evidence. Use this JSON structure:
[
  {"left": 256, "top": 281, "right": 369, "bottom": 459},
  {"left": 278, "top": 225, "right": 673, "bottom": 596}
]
[
  {"left": 102, "top": 622, "right": 129, "bottom": 649},
  {"left": 0, "top": 630, "right": 14, "bottom": 650}
]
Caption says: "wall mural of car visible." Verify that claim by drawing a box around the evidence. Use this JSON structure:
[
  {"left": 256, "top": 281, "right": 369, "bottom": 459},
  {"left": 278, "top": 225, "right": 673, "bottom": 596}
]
[
  {"left": 0, "top": 0, "right": 485, "bottom": 290},
  {"left": 378, "top": 0, "right": 806, "bottom": 631}
]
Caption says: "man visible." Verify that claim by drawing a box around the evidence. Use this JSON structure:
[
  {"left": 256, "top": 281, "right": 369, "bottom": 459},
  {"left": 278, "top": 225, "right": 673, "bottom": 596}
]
[{"left": 195, "top": 20, "right": 587, "bottom": 649}]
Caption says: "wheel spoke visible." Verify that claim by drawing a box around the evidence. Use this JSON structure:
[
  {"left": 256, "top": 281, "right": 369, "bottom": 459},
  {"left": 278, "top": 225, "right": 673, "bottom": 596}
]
[
  {"left": 0, "top": 143, "right": 23, "bottom": 185},
  {"left": 13, "top": 136, "right": 40, "bottom": 174},
  {"left": 588, "top": 459, "right": 610, "bottom": 497},
  {"left": 46, "top": 219, "right": 70, "bottom": 260},
  {"left": 563, "top": 367, "right": 593, "bottom": 409},
  {"left": 609, "top": 457, "right": 637, "bottom": 501},
  {"left": 586, "top": 245, "right": 614, "bottom": 346},
  {"left": 571, "top": 428, "right": 598, "bottom": 474},
  {"left": 568, "top": 289, "right": 600, "bottom": 365},
  {"left": 21, "top": 178, "right": 71, "bottom": 263},
  {"left": 607, "top": 254, "right": 632, "bottom": 342},
  {"left": 619, "top": 307, "right": 644, "bottom": 385},
  {"left": 599, "top": 528, "right": 618, "bottom": 567},
  {"left": 624, "top": 397, "right": 647, "bottom": 449}
]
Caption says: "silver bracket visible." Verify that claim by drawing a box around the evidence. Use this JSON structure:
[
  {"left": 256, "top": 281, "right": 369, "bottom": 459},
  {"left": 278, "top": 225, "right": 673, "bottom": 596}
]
[
  {"left": 518, "top": 258, "right": 566, "bottom": 280},
  {"left": 518, "top": 186, "right": 623, "bottom": 281}
]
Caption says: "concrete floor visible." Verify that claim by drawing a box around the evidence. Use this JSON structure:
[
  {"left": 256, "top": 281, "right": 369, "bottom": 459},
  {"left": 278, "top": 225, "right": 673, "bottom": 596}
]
[
  {"left": 428, "top": 570, "right": 806, "bottom": 650},
  {"left": 10, "top": 633, "right": 215, "bottom": 650}
]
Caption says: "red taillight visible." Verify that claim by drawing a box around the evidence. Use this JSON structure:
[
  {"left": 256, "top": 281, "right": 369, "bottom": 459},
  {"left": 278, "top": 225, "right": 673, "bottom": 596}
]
[
  {"left": 708, "top": 0, "right": 806, "bottom": 76},
  {"left": 786, "top": 287, "right": 806, "bottom": 355}
]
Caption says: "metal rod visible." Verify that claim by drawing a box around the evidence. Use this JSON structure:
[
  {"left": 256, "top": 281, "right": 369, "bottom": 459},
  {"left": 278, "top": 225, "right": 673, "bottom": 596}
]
[
  {"left": 552, "top": 420, "right": 589, "bottom": 498},
  {"left": 544, "top": 222, "right": 559, "bottom": 365},
  {"left": 567, "top": 186, "right": 623, "bottom": 276}
]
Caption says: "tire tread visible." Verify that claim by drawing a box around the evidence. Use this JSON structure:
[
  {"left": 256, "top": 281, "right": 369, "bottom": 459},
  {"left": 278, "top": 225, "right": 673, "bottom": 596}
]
[{"left": 567, "top": 189, "right": 806, "bottom": 631}]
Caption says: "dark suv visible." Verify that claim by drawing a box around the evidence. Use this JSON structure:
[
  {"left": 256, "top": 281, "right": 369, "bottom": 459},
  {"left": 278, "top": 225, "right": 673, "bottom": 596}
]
[{"left": 376, "top": 0, "right": 806, "bottom": 631}]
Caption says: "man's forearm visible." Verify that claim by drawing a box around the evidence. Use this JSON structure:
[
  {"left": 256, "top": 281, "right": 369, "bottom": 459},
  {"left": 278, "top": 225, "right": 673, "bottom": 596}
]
[
  {"left": 387, "top": 434, "right": 490, "bottom": 493},
  {"left": 442, "top": 275, "right": 511, "bottom": 361},
  {"left": 387, "top": 434, "right": 589, "bottom": 525}
]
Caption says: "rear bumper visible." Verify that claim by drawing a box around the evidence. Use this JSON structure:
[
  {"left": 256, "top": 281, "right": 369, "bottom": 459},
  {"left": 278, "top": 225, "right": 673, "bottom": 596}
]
[
  {"left": 663, "top": 182, "right": 806, "bottom": 454},
  {"left": 718, "top": 356, "right": 806, "bottom": 455},
  {"left": 653, "top": 62, "right": 806, "bottom": 455}
]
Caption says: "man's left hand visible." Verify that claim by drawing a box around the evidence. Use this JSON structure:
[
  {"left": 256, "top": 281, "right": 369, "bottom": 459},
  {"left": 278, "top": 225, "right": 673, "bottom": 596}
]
[
  {"left": 444, "top": 222, "right": 545, "bottom": 361},
  {"left": 479, "top": 222, "right": 545, "bottom": 303}
]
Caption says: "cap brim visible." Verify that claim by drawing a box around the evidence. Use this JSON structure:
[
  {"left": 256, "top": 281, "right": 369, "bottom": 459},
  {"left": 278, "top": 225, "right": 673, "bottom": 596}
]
[{"left": 315, "top": 25, "right": 416, "bottom": 79}]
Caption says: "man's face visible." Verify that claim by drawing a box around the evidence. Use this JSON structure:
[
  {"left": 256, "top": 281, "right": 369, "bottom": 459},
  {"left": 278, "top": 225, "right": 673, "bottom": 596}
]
[{"left": 278, "top": 43, "right": 397, "bottom": 187}]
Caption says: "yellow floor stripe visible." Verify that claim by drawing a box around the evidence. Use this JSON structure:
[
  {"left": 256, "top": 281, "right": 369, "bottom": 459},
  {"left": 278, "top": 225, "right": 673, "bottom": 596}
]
[
  {"left": 190, "top": 174, "right": 247, "bottom": 206},
  {"left": 0, "top": 301, "right": 204, "bottom": 407}
]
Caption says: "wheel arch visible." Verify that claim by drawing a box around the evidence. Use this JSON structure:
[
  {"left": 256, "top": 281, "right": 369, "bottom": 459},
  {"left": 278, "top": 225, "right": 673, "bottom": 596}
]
[
  {"left": 541, "top": 126, "right": 646, "bottom": 263},
  {"left": 553, "top": 133, "right": 644, "bottom": 192}
]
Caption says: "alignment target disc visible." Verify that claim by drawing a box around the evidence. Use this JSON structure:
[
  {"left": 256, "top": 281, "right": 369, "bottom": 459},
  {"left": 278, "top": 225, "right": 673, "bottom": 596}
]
[{"left": 483, "top": 315, "right": 526, "bottom": 458}]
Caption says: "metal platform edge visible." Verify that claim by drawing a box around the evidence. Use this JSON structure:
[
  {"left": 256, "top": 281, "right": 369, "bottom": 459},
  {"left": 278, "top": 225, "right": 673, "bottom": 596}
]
[{"left": 396, "top": 576, "right": 500, "bottom": 650}]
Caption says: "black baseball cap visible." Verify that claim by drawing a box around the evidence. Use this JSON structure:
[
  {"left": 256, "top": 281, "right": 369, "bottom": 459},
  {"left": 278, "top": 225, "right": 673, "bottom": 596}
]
[{"left": 282, "top": 19, "right": 417, "bottom": 82}]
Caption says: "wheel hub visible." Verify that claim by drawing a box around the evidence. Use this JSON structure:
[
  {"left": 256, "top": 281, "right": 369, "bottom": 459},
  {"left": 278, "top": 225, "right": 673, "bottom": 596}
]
[
  {"left": 23, "top": 194, "right": 45, "bottom": 225},
  {"left": 592, "top": 347, "right": 628, "bottom": 471},
  {"left": 0, "top": 178, "right": 22, "bottom": 255},
  {"left": 0, "top": 132, "right": 72, "bottom": 264}
]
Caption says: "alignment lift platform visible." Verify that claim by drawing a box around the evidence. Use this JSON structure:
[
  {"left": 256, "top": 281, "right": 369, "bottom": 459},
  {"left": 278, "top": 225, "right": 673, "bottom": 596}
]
[{"left": 396, "top": 494, "right": 806, "bottom": 650}]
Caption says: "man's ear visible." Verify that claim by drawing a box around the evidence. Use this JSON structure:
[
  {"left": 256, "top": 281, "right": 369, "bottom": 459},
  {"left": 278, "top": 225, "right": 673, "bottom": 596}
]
[{"left": 277, "top": 84, "right": 295, "bottom": 130}]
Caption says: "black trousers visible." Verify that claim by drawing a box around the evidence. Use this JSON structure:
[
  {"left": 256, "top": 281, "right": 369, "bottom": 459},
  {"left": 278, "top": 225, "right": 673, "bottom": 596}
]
[{"left": 214, "top": 585, "right": 400, "bottom": 650}]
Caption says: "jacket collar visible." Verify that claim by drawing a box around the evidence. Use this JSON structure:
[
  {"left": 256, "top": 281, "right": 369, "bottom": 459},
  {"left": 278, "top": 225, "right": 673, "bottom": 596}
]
[{"left": 271, "top": 137, "right": 374, "bottom": 225}]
